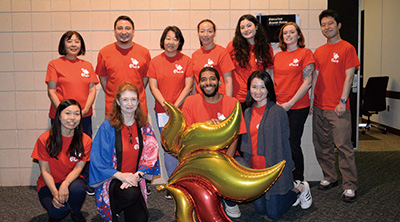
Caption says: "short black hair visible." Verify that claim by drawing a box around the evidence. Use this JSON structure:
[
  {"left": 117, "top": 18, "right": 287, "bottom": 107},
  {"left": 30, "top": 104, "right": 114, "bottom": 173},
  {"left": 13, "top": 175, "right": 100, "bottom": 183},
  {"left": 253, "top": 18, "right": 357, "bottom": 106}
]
[
  {"left": 114, "top": 15, "right": 134, "bottom": 30},
  {"left": 160, "top": 26, "right": 185, "bottom": 51},
  {"left": 58, "top": 31, "right": 86, "bottom": 56},
  {"left": 319, "top": 9, "right": 342, "bottom": 26},
  {"left": 199, "top": 67, "right": 220, "bottom": 82}
]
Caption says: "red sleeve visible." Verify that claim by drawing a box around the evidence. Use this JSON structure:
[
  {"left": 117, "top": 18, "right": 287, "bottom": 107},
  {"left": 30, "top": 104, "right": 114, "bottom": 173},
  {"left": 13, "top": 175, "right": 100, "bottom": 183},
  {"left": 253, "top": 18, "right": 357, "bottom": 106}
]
[
  {"left": 185, "top": 58, "right": 194, "bottom": 78},
  {"left": 81, "top": 134, "right": 92, "bottom": 161},
  {"left": 45, "top": 60, "right": 57, "bottom": 83},
  {"left": 302, "top": 49, "right": 315, "bottom": 68},
  {"left": 87, "top": 62, "right": 99, "bottom": 85},
  {"left": 147, "top": 60, "right": 156, "bottom": 79},
  {"left": 31, "top": 132, "right": 50, "bottom": 161},
  {"left": 345, "top": 45, "right": 360, "bottom": 70},
  {"left": 142, "top": 49, "right": 151, "bottom": 78},
  {"left": 218, "top": 47, "right": 235, "bottom": 75},
  {"left": 95, "top": 51, "right": 107, "bottom": 77},
  {"left": 267, "top": 45, "right": 274, "bottom": 69}
]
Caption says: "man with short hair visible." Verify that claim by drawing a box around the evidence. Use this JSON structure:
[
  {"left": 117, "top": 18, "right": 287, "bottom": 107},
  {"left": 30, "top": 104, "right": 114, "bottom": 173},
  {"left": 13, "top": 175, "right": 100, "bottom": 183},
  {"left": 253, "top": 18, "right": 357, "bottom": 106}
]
[
  {"left": 181, "top": 67, "right": 246, "bottom": 218},
  {"left": 96, "top": 15, "right": 151, "bottom": 115},
  {"left": 311, "top": 9, "right": 359, "bottom": 203}
]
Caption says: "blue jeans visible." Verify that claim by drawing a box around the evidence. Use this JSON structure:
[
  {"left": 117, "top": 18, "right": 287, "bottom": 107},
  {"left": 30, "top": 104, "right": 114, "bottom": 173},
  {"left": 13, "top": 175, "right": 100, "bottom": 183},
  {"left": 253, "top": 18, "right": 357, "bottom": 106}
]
[
  {"left": 38, "top": 177, "right": 86, "bottom": 220},
  {"left": 155, "top": 112, "right": 179, "bottom": 178},
  {"left": 253, "top": 191, "right": 298, "bottom": 219}
]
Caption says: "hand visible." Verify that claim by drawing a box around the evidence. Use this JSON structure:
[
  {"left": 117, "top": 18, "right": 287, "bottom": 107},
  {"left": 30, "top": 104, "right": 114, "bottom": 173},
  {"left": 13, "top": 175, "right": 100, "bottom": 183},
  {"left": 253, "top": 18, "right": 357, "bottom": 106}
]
[
  {"left": 116, "top": 172, "right": 139, "bottom": 187},
  {"left": 309, "top": 106, "right": 314, "bottom": 116},
  {"left": 57, "top": 182, "right": 70, "bottom": 204},
  {"left": 335, "top": 102, "right": 346, "bottom": 117},
  {"left": 278, "top": 102, "right": 291, "bottom": 111},
  {"left": 51, "top": 191, "right": 65, "bottom": 209},
  {"left": 206, "top": 118, "right": 220, "bottom": 125},
  {"left": 120, "top": 181, "right": 134, "bottom": 189}
]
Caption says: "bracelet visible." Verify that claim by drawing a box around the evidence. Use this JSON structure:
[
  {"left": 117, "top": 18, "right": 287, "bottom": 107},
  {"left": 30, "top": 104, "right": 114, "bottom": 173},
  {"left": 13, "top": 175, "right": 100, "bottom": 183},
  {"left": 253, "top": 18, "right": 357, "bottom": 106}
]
[{"left": 136, "top": 172, "right": 143, "bottom": 181}]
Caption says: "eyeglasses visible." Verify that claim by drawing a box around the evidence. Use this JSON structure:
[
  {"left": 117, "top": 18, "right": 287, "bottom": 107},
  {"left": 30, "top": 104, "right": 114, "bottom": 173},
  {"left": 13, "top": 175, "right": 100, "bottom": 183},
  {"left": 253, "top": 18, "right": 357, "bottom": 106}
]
[{"left": 127, "top": 125, "right": 133, "bottom": 144}]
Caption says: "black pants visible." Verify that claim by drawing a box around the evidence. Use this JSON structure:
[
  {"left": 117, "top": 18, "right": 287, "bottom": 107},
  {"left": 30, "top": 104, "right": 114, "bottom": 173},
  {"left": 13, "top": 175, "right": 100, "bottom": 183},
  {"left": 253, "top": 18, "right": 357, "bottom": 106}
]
[
  {"left": 287, "top": 107, "right": 309, "bottom": 181},
  {"left": 109, "top": 179, "right": 148, "bottom": 222}
]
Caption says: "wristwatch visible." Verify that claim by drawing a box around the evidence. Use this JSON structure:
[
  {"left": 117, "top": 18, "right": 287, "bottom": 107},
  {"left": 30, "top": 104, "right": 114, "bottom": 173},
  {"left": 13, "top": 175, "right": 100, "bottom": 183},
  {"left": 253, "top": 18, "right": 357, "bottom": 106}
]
[{"left": 340, "top": 98, "right": 347, "bottom": 104}]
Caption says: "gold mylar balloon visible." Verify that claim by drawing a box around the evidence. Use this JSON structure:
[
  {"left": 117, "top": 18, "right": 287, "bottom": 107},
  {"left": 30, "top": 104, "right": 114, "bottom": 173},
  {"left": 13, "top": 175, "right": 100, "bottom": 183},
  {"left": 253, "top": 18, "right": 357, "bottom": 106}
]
[
  {"left": 159, "top": 100, "right": 286, "bottom": 221},
  {"left": 161, "top": 102, "right": 186, "bottom": 156},
  {"left": 169, "top": 150, "right": 285, "bottom": 201},
  {"left": 177, "top": 102, "right": 242, "bottom": 161}
]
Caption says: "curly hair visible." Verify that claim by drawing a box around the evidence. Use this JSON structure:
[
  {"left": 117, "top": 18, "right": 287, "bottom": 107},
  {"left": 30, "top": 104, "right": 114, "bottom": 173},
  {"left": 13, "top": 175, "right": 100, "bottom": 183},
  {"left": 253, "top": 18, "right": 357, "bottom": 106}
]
[
  {"left": 107, "top": 82, "right": 148, "bottom": 130},
  {"left": 46, "top": 99, "right": 84, "bottom": 159},
  {"left": 232, "top": 14, "right": 273, "bottom": 69}
]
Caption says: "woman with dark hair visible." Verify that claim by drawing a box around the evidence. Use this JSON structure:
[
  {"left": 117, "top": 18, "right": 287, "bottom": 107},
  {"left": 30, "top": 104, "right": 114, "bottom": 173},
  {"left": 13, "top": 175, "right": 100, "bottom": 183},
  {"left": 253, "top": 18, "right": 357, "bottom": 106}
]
[
  {"left": 273, "top": 22, "right": 315, "bottom": 182},
  {"left": 46, "top": 30, "right": 98, "bottom": 138},
  {"left": 46, "top": 30, "right": 98, "bottom": 195},
  {"left": 192, "top": 19, "right": 235, "bottom": 96},
  {"left": 31, "top": 99, "right": 91, "bottom": 222},
  {"left": 89, "top": 82, "right": 160, "bottom": 222},
  {"left": 239, "top": 70, "right": 312, "bottom": 219},
  {"left": 148, "top": 26, "right": 193, "bottom": 198},
  {"left": 227, "top": 14, "right": 274, "bottom": 111}
]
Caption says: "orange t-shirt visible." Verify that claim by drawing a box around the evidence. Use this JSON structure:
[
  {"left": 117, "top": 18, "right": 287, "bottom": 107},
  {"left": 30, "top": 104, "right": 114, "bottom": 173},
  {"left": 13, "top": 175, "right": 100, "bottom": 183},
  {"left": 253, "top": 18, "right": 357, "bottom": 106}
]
[
  {"left": 181, "top": 94, "right": 246, "bottom": 135},
  {"left": 147, "top": 52, "right": 193, "bottom": 113},
  {"left": 45, "top": 57, "right": 99, "bottom": 119},
  {"left": 120, "top": 123, "right": 139, "bottom": 174},
  {"left": 273, "top": 48, "right": 314, "bottom": 109},
  {"left": 191, "top": 44, "right": 235, "bottom": 95},
  {"left": 314, "top": 40, "right": 360, "bottom": 110},
  {"left": 96, "top": 42, "right": 151, "bottom": 115},
  {"left": 226, "top": 41, "right": 274, "bottom": 103},
  {"left": 31, "top": 131, "right": 92, "bottom": 192}
]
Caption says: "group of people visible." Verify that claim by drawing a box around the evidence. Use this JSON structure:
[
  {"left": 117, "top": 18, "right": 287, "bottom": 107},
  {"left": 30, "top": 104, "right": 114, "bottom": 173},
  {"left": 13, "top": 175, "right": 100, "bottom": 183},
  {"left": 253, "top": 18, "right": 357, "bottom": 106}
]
[{"left": 31, "top": 9, "right": 359, "bottom": 222}]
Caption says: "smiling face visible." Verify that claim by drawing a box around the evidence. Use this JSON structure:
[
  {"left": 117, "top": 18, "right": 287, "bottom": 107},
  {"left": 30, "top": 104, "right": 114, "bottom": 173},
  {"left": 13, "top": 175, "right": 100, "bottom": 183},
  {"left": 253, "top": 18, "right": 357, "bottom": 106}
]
[
  {"left": 164, "top": 30, "right": 179, "bottom": 56},
  {"left": 64, "top": 34, "right": 81, "bottom": 59},
  {"left": 199, "top": 70, "right": 219, "bottom": 98},
  {"left": 114, "top": 19, "right": 134, "bottom": 46},
  {"left": 250, "top": 77, "right": 268, "bottom": 107},
  {"left": 320, "top": 16, "right": 341, "bottom": 41},
  {"left": 240, "top": 19, "right": 257, "bottom": 44},
  {"left": 59, "top": 105, "right": 81, "bottom": 135},
  {"left": 198, "top": 21, "right": 215, "bottom": 48},
  {"left": 282, "top": 25, "right": 299, "bottom": 48},
  {"left": 117, "top": 90, "right": 138, "bottom": 116}
]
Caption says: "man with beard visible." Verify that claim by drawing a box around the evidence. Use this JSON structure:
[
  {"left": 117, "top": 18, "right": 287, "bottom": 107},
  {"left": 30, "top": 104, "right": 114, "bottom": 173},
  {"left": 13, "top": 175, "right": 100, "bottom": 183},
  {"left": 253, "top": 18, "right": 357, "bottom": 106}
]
[
  {"left": 96, "top": 15, "right": 151, "bottom": 115},
  {"left": 181, "top": 67, "right": 246, "bottom": 219}
]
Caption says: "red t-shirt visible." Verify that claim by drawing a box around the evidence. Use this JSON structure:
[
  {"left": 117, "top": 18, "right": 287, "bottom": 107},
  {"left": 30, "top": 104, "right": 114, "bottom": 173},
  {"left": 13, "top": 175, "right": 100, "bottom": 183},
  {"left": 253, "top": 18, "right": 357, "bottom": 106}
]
[
  {"left": 147, "top": 52, "right": 193, "bottom": 113},
  {"left": 120, "top": 123, "right": 139, "bottom": 173},
  {"left": 96, "top": 42, "right": 151, "bottom": 115},
  {"left": 45, "top": 57, "right": 99, "bottom": 118},
  {"left": 249, "top": 104, "right": 267, "bottom": 169},
  {"left": 31, "top": 131, "right": 91, "bottom": 192},
  {"left": 181, "top": 94, "right": 246, "bottom": 135},
  {"left": 226, "top": 41, "right": 274, "bottom": 103},
  {"left": 273, "top": 48, "right": 314, "bottom": 109},
  {"left": 314, "top": 40, "right": 360, "bottom": 110},
  {"left": 191, "top": 44, "right": 235, "bottom": 95}
]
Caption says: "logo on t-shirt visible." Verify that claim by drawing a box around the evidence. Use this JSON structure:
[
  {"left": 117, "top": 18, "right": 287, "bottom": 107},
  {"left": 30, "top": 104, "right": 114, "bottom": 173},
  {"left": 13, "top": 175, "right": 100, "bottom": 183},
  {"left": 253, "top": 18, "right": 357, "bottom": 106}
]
[
  {"left": 217, "top": 112, "right": 226, "bottom": 121},
  {"left": 331, "top": 53, "right": 340, "bottom": 63},
  {"left": 134, "top": 137, "right": 139, "bottom": 150},
  {"left": 81, "top": 68, "right": 90, "bottom": 77},
  {"left": 69, "top": 152, "right": 82, "bottom": 162},
  {"left": 204, "top": 59, "right": 214, "bottom": 67},
  {"left": 129, "top": 58, "right": 140, "bottom": 69},
  {"left": 289, "top": 58, "right": 300, "bottom": 67},
  {"left": 256, "top": 124, "right": 259, "bottom": 129},
  {"left": 173, "top": 64, "right": 184, "bottom": 74}
]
